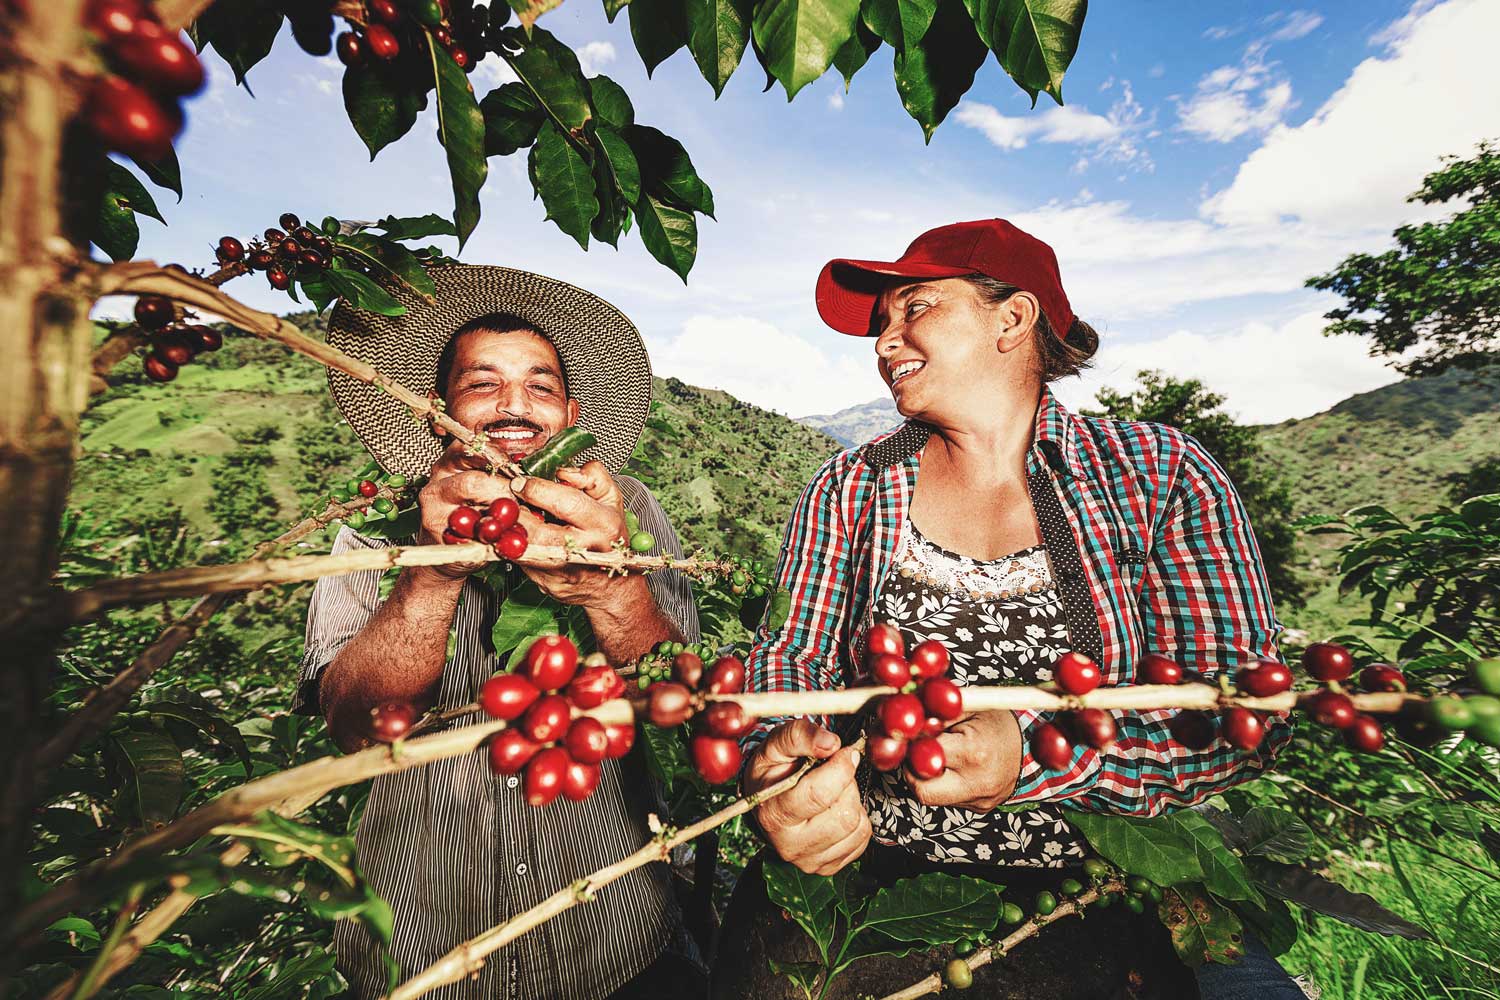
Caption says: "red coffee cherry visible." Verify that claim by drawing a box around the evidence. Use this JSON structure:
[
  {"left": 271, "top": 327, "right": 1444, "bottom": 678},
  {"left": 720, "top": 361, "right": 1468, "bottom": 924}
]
[
  {"left": 299, "top": 248, "right": 327, "bottom": 270},
  {"left": 358, "top": 479, "right": 378, "bottom": 498},
  {"left": 868, "top": 734, "right": 907, "bottom": 771},
  {"left": 478, "top": 672, "right": 539, "bottom": 720},
  {"left": 566, "top": 664, "right": 625, "bottom": 709},
  {"left": 280, "top": 212, "right": 302, "bottom": 231},
  {"left": 263, "top": 227, "right": 286, "bottom": 243},
  {"left": 879, "top": 693, "right": 925, "bottom": 741},
  {"left": 368, "top": 0, "right": 400, "bottom": 23},
  {"left": 602, "top": 723, "right": 635, "bottom": 758},
  {"left": 475, "top": 516, "right": 504, "bottom": 543},
  {"left": 1070, "top": 708, "right": 1117, "bottom": 749},
  {"left": 866, "top": 623, "right": 905, "bottom": 660},
  {"left": 1168, "top": 710, "right": 1218, "bottom": 750},
  {"left": 336, "top": 30, "right": 364, "bottom": 65},
  {"left": 441, "top": 528, "right": 466, "bottom": 544},
  {"left": 152, "top": 337, "right": 193, "bottom": 368},
  {"left": 364, "top": 22, "right": 400, "bottom": 59},
  {"left": 906, "top": 736, "right": 946, "bottom": 780},
  {"left": 920, "top": 677, "right": 964, "bottom": 721},
  {"left": 487, "top": 496, "right": 520, "bottom": 529},
  {"left": 85, "top": 76, "right": 180, "bottom": 160},
  {"left": 689, "top": 734, "right": 742, "bottom": 784},
  {"left": 560, "top": 758, "right": 601, "bottom": 802},
  {"left": 133, "top": 293, "right": 174, "bottom": 329},
  {"left": 1344, "top": 714, "right": 1385, "bottom": 753},
  {"left": 908, "top": 640, "right": 950, "bottom": 680},
  {"left": 1359, "top": 664, "right": 1406, "bottom": 693},
  {"left": 1220, "top": 708, "right": 1266, "bottom": 751},
  {"left": 702, "top": 701, "right": 753, "bottom": 739},
  {"left": 277, "top": 237, "right": 301, "bottom": 257},
  {"left": 369, "top": 702, "right": 417, "bottom": 742},
  {"left": 521, "top": 694, "right": 571, "bottom": 743},
  {"left": 672, "top": 651, "right": 704, "bottom": 688},
  {"left": 525, "top": 635, "right": 579, "bottom": 691},
  {"left": 267, "top": 268, "right": 291, "bottom": 290},
  {"left": 920, "top": 716, "right": 945, "bottom": 738},
  {"left": 1055, "top": 651, "right": 1102, "bottom": 696},
  {"left": 495, "top": 524, "right": 528, "bottom": 560},
  {"left": 448, "top": 44, "right": 471, "bottom": 70},
  {"left": 1237, "top": 659, "right": 1293, "bottom": 697},
  {"left": 647, "top": 682, "right": 693, "bottom": 728},
  {"left": 249, "top": 249, "right": 275, "bottom": 270},
  {"left": 114, "top": 20, "right": 204, "bottom": 96},
  {"left": 432, "top": 24, "right": 452, "bottom": 45},
  {"left": 1031, "top": 722, "right": 1074, "bottom": 771},
  {"left": 187, "top": 325, "right": 222, "bottom": 352},
  {"left": 1308, "top": 690, "right": 1357, "bottom": 730},
  {"left": 706, "top": 655, "right": 746, "bottom": 695},
  {"left": 524, "top": 747, "right": 569, "bottom": 806},
  {"left": 1303, "top": 642, "right": 1354, "bottom": 682},
  {"left": 216, "top": 236, "right": 245, "bottom": 262},
  {"left": 142, "top": 354, "right": 177, "bottom": 382},
  {"left": 86, "top": 0, "right": 145, "bottom": 42},
  {"left": 564, "top": 717, "right": 609, "bottom": 765},
  {"left": 869, "top": 653, "right": 911, "bottom": 689},
  {"left": 1138, "top": 653, "right": 1183, "bottom": 685},
  {"left": 447, "top": 505, "right": 480, "bottom": 537},
  {"left": 489, "top": 728, "right": 540, "bottom": 774}
]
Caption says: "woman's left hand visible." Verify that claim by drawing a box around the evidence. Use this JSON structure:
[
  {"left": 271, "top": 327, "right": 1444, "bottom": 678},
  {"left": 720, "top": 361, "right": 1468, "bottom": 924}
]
[{"left": 907, "top": 710, "right": 1024, "bottom": 811}]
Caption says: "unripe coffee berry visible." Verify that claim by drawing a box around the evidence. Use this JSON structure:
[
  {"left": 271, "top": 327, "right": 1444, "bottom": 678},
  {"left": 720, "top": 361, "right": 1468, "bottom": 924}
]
[
  {"left": 1059, "top": 878, "right": 1083, "bottom": 896},
  {"left": 943, "top": 960, "right": 972, "bottom": 990},
  {"left": 1000, "top": 902, "right": 1025, "bottom": 925},
  {"left": 1035, "top": 891, "right": 1057, "bottom": 916}
]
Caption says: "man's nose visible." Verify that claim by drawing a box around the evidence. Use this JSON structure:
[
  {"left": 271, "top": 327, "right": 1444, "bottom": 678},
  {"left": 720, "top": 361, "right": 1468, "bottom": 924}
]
[{"left": 495, "top": 382, "right": 531, "bottom": 417}]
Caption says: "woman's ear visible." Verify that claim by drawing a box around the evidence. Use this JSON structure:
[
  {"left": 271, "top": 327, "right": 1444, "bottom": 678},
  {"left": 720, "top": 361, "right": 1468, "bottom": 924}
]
[{"left": 994, "top": 292, "right": 1041, "bottom": 355}]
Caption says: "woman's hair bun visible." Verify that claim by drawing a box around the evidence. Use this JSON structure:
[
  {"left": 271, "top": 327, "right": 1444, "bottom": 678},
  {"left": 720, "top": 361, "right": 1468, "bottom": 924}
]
[{"left": 1065, "top": 318, "right": 1100, "bottom": 361}]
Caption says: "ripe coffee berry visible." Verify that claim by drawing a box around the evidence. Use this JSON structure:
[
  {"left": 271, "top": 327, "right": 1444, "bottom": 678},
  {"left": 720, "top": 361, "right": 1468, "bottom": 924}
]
[
  {"left": 702, "top": 701, "right": 752, "bottom": 739},
  {"left": 264, "top": 228, "right": 285, "bottom": 243},
  {"left": 1168, "top": 710, "right": 1217, "bottom": 750},
  {"left": 906, "top": 736, "right": 946, "bottom": 779},
  {"left": 448, "top": 45, "right": 471, "bottom": 70},
  {"left": 432, "top": 25, "right": 452, "bottom": 45},
  {"left": 672, "top": 651, "right": 704, "bottom": 688},
  {"left": 908, "top": 639, "right": 949, "bottom": 680},
  {"left": 369, "top": 0, "right": 400, "bottom": 22},
  {"left": 216, "top": 236, "right": 245, "bottom": 262},
  {"left": 115, "top": 20, "right": 204, "bottom": 96},
  {"left": 602, "top": 723, "right": 635, "bottom": 758},
  {"left": 447, "top": 505, "right": 480, "bottom": 536},
  {"left": 487, "top": 496, "right": 521, "bottom": 529},
  {"left": 357, "top": 479, "right": 378, "bottom": 498},
  {"left": 1071, "top": 708, "right": 1117, "bottom": 749},
  {"left": 1220, "top": 708, "right": 1266, "bottom": 751},
  {"left": 869, "top": 652, "right": 910, "bottom": 689},
  {"left": 866, "top": 623, "right": 905, "bottom": 660},
  {"left": 1237, "top": 659, "right": 1293, "bottom": 697},
  {"left": 278, "top": 237, "right": 301, "bottom": 257},
  {"left": 1031, "top": 722, "right": 1074, "bottom": 771},
  {"left": 1359, "top": 663, "right": 1406, "bottom": 693},
  {"left": 525, "top": 635, "right": 578, "bottom": 691},
  {"left": 1344, "top": 714, "right": 1385, "bottom": 753},
  {"left": 706, "top": 655, "right": 746, "bottom": 695},
  {"left": 690, "top": 734, "right": 742, "bottom": 784},
  {"left": 249, "top": 249, "right": 275, "bottom": 270},
  {"left": 521, "top": 694, "right": 571, "bottom": 743},
  {"left": 920, "top": 716, "right": 945, "bottom": 738},
  {"left": 336, "top": 31, "right": 363, "bottom": 65},
  {"left": 1303, "top": 642, "right": 1354, "bottom": 682},
  {"left": 134, "top": 294, "right": 174, "bottom": 329},
  {"left": 920, "top": 677, "right": 964, "bottom": 721},
  {"left": 647, "top": 682, "right": 693, "bottom": 728},
  {"left": 1138, "top": 653, "right": 1182, "bottom": 685},
  {"left": 478, "top": 672, "right": 539, "bottom": 720},
  {"left": 87, "top": 0, "right": 143, "bottom": 42},
  {"left": 267, "top": 268, "right": 291, "bottom": 290},
  {"left": 524, "top": 747, "right": 569, "bottom": 806},
  {"left": 495, "top": 524, "right": 528, "bottom": 560},
  {"left": 880, "top": 693, "right": 925, "bottom": 740},
  {"left": 299, "top": 249, "right": 326, "bottom": 270},
  {"left": 1308, "top": 690, "right": 1357, "bottom": 730},
  {"left": 1055, "top": 651, "right": 1102, "bottom": 695},
  {"left": 187, "top": 325, "right": 222, "bottom": 352},
  {"left": 142, "top": 354, "right": 177, "bottom": 382},
  {"left": 475, "top": 516, "right": 504, "bottom": 543},
  {"left": 868, "top": 734, "right": 907, "bottom": 771},
  {"left": 153, "top": 337, "right": 193, "bottom": 368},
  {"left": 564, "top": 717, "right": 609, "bottom": 765},
  {"left": 561, "top": 759, "right": 601, "bottom": 802},
  {"left": 567, "top": 664, "right": 625, "bottom": 709},
  {"left": 85, "top": 75, "right": 180, "bottom": 160},
  {"left": 365, "top": 22, "right": 400, "bottom": 59},
  {"left": 292, "top": 225, "right": 316, "bottom": 242},
  {"left": 280, "top": 212, "right": 301, "bottom": 230},
  {"left": 369, "top": 702, "right": 417, "bottom": 742}
]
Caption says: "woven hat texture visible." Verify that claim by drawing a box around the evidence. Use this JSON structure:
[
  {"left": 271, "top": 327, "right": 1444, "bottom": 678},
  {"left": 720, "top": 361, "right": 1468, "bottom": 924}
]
[{"left": 326, "top": 264, "right": 652, "bottom": 477}]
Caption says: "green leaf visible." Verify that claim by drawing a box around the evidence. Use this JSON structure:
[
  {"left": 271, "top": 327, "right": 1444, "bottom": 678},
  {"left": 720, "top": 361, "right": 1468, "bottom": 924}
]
[
  {"left": 1066, "top": 812, "right": 1204, "bottom": 887},
  {"left": 641, "top": 722, "right": 692, "bottom": 792},
  {"left": 831, "top": 19, "right": 881, "bottom": 87},
  {"left": 102, "top": 161, "right": 163, "bottom": 225},
  {"left": 191, "top": 0, "right": 282, "bottom": 85},
  {"left": 343, "top": 62, "right": 429, "bottom": 160},
  {"left": 766, "top": 958, "right": 822, "bottom": 999},
  {"left": 491, "top": 580, "right": 561, "bottom": 659},
  {"left": 299, "top": 274, "right": 338, "bottom": 313},
  {"left": 633, "top": 191, "right": 697, "bottom": 281},
  {"left": 94, "top": 176, "right": 142, "bottom": 263},
  {"left": 481, "top": 82, "right": 546, "bottom": 156},
  {"left": 686, "top": 0, "right": 754, "bottom": 96},
  {"left": 110, "top": 726, "right": 185, "bottom": 828},
  {"left": 836, "top": 928, "right": 926, "bottom": 968},
  {"left": 1248, "top": 860, "right": 1432, "bottom": 940},
  {"left": 530, "top": 123, "right": 598, "bottom": 249},
  {"left": 128, "top": 147, "right": 182, "bottom": 200},
  {"left": 371, "top": 213, "right": 458, "bottom": 241},
  {"left": 629, "top": 0, "right": 691, "bottom": 75},
  {"left": 963, "top": 0, "right": 1087, "bottom": 105},
  {"left": 323, "top": 266, "right": 407, "bottom": 316},
  {"left": 605, "top": 0, "right": 631, "bottom": 20},
  {"left": 1240, "top": 807, "right": 1313, "bottom": 864},
  {"left": 752, "top": 0, "right": 863, "bottom": 100},
  {"left": 628, "top": 124, "right": 715, "bottom": 216},
  {"left": 594, "top": 125, "right": 642, "bottom": 203},
  {"left": 334, "top": 232, "right": 438, "bottom": 302},
  {"left": 587, "top": 74, "right": 636, "bottom": 128},
  {"left": 212, "top": 811, "right": 357, "bottom": 885},
  {"left": 1157, "top": 885, "right": 1246, "bottom": 968},
  {"left": 763, "top": 859, "right": 840, "bottom": 963},
  {"left": 497, "top": 26, "right": 592, "bottom": 131},
  {"left": 857, "top": 872, "right": 1005, "bottom": 944},
  {"left": 427, "top": 35, "right": 488, "bottom": 249},
  {"left": 861, "top": 0, "right": 937, "bottom": 51},
  {"left": 1234, "top": 897, "right": 1297, "bottom": 957},
  {"left": 1167, "top": 811, "right": 1262, "bottom": 905},
  {"left": 148, "top": 701, "right": 254, "bottom": 778},
  {"left": 894, "top": 0, "right": 987, "bottom": 140}
]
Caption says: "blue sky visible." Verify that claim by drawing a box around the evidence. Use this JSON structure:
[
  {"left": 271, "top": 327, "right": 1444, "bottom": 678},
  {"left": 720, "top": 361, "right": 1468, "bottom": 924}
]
[{"left": 105, "top": 0, "right": 1500, "bottom": 424}]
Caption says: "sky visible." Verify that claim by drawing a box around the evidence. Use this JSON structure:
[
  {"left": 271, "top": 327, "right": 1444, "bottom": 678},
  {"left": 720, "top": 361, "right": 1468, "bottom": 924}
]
[{"left": 102, "top": 0, "right": 1500, "bottom": 425}]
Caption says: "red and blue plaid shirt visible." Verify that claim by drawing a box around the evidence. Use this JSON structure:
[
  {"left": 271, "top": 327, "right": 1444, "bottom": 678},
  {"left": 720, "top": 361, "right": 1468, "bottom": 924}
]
[{"left": 745, "top": 385, "right": 1291, "bottom": 816}]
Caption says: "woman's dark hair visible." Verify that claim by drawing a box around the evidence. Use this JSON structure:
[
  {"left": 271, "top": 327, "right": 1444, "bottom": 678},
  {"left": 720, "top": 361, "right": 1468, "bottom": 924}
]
[
  {"left": 433, "top": 312, "right": 566, "bottom": 397},
  {"left": 960, "top": 274, "right": 1099, "bottom": 382}
]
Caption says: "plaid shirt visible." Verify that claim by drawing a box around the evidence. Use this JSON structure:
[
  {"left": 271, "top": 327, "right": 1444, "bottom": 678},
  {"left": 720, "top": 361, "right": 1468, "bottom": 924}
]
[{"left": 745, "top": 385, "right": 1291, "bottom": 816}]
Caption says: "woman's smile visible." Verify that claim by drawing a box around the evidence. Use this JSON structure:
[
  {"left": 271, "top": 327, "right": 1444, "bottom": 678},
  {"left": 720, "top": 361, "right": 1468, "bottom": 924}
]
[{"left": 889, "top": 358, "right": 926, "bottom": 388}]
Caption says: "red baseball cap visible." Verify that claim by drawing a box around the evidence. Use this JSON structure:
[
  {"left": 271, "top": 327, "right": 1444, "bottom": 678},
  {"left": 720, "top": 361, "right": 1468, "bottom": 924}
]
[{"left": 815, "top": 219, "right": 1075, "bottom": 338}]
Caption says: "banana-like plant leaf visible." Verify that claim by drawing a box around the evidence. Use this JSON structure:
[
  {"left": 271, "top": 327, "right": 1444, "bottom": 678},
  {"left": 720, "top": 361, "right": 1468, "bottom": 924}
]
[
  {"left": 427, "top": 35, "right": 488, "bottom": 249},
  {"left": 962, "top": 0, "right": 1087, "bottom": 105},
  {"left": 752, "top": 0, "right": 863, "bottom": 100}
]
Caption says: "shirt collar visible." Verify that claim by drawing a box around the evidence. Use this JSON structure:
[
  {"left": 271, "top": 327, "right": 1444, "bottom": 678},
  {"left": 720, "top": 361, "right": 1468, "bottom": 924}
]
[{"left": 858, "top": 384, "right": 1084, "bottom": 479}]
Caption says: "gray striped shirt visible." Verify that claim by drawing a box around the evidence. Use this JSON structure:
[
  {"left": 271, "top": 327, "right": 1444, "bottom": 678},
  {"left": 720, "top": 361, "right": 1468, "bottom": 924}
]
[{"left": 295, "top": 476, "right": 700, "bottom": 1000}]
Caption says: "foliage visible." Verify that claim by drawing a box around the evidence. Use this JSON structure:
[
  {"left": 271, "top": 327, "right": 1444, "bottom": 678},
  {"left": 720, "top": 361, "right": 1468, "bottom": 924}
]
[
  {"left": 1307, "top": 140, "right": 1500, "bottom": 377},
  {"left": 1087, "top": 369, "right": 1306, "bottom": 606}
]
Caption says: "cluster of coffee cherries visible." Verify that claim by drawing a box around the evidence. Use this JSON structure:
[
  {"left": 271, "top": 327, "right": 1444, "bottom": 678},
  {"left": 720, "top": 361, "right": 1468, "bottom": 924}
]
[
  {"left": 213, "top": 213, "right": 338, "bottom": 292},
  {"left": 719, "top": 553, "right": 772, "bottom": 598},
  {"left": 82, "top": 0, "right": 204, "bottom": 160},
  {"left": 335, "top": 0, "right": 496, "bottom": 73},
  {"left": 334, "top": 463, "right": 412, "bottom": 529},
  {"left": 860, "top": 624, "right": 963, "bottom": 780},
  {"left": 633, "top": 638, "right": 727, "bottom": 691},
  {"left": 1427, "top": 657, "right": 1500, "bottom": 747},
  {"left": 131, "top": 294, "right": 223, "bottom": 382},
  {"left": 645, "top": 653, "right": 754, "bottom": 785},
  {"left": 444, "top": 497, "right": 529, "bottom": 560}
]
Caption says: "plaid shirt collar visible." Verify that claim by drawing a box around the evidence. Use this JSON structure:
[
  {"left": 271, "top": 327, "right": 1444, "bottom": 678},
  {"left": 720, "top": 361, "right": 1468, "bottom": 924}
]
[{"left": 858, "top": 383, "right": 1086, "bottom": 479}]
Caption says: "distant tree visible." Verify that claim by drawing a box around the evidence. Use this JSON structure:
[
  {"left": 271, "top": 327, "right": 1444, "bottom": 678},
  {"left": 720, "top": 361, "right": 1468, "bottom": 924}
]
[
  {"left": 1446, "top": 457, "right": 1500, "bottom": 504},
  {"left": 1308, "top": 140, "right": 1500, "bottom": 376},
  {"left": 1088, "top": 371, "right": 1305, "bottom": 607}
]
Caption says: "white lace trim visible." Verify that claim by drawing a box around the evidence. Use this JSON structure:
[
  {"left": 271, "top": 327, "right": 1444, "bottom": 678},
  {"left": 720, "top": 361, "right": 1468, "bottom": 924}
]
[{"left": 895, "top": 526, "right": 1055, "bottom": 602}]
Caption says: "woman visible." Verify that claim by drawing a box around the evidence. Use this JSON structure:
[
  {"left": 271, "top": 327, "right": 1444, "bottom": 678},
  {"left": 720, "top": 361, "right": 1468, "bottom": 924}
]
[{"left": 716, "top": 220, "right": 1304, "bottom": 999}]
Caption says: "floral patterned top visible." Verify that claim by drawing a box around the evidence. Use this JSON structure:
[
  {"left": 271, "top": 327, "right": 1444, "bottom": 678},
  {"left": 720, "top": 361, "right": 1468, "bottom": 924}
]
[{"left": 867, "top": 522, "right": 1089, "bottom": 867}]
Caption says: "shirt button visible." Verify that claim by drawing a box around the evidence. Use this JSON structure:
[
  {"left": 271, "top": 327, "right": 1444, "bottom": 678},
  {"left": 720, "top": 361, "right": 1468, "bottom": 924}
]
[
  {"left": 515, "top": 862, "right": 528, "bottom": 876},
  {"left": 506, "top": 776, "right": 518, "bottom": 789}
]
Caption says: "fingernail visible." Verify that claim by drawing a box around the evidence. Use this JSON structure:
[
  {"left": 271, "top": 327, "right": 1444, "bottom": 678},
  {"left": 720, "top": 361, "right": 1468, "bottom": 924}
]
[
  {"left": 849, "top": 750, "right": 861, "bottom": 769},
  {"left": 511, "top": 476, "right": 528, "bottom": 492}
]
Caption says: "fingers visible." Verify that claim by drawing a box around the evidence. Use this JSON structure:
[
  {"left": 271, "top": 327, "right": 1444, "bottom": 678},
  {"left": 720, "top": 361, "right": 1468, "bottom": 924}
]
[
  {"left": 555, "top": 461, "right": 618, "bottom": 505},
  {"left": 512, "top": 474, "right": 625, "bottom": 549},
  {"left": 795, "top": 810, "right": 873, "bottom": 876},
  {"left": 758, "top": 746, "right": 861, "bottom": 829},
  {"left": 755, "top": 719, "right": 842, "bottom": 771},
  {"left": 430, "top": 437, "right": 493, "bottom": 477}
]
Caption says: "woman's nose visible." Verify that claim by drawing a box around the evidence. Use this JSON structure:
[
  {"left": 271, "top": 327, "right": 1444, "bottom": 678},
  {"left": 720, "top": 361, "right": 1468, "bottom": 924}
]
[{"left": 874, "top": 323, "right": 903, "bottom": 357}]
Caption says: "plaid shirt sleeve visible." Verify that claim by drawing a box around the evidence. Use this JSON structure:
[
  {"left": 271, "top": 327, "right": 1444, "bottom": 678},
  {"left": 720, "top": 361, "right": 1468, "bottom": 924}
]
[
  {"left": 741, "top": 452, "right": 855, "bottom": 757},
  {"left": 1010, "top": 433, "right": 1292, "bottom": 815}
]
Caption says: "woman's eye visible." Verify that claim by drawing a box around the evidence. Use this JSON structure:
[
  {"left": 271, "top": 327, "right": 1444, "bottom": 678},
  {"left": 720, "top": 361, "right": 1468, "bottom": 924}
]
[{"left": 906, "top": 301, "right": 929, "bottom": 318}]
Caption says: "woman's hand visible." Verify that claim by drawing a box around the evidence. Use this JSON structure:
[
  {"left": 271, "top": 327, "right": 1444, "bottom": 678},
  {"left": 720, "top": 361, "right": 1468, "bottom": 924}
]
[
  {"left": 906, "top": 710, "right": 1023, "bottom": 811},
  {"left": 744, "top": 720, "right": 871, "bottom": 876}
]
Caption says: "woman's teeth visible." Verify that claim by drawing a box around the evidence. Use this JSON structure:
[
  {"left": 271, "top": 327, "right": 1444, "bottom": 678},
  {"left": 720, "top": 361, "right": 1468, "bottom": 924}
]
[{"left": 891, "top": 361, "right": 924, "bottom": 384}]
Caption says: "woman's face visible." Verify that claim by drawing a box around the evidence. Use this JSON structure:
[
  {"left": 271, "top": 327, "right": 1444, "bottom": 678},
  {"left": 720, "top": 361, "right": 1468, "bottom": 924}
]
[{"left": 871, "top": 278, "right": 1031, "bottom": 421}]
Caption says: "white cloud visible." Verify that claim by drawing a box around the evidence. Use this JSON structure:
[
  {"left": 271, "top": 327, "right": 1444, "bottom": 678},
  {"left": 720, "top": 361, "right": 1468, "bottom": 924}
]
[
  {"left": 957, "top": 80, "right": 1152, "bottom": 169},
  {"left": 1177, "top": 46, "right": 1296, "bottom": 142},
  {"left": 1203, "top": 24, "right": 1242, "bottom": 41},
  {"left": 1266, "top": 10, "right": 1324, "bottom": 42},
  {"left": 828, "top": 90, "right": 845, "bottom": 111},
  {"left": 1056, "top": 310, "right": 1400, "bottom": 424},
  {"left": 1203, "top": 0, "right": 1500, "bottom": 229},
  {"left": 473, "top": 56, "right": 519, "bottom": 88},
  {"left": 575, "top": 41, "right": 617, "bottom": 75}
]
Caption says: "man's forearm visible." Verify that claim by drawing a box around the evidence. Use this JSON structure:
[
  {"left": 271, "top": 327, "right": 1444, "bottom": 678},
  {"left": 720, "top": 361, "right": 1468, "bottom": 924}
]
[
  {"left": 585, "top": 576, "right": 683, "bottom": 664},
  {"left": 321, "top": 567, "right": 465, "bottom": 753}
]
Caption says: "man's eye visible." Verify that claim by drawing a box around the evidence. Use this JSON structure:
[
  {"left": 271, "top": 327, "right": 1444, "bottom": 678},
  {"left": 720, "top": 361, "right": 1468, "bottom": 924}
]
[
  {"left": 529, "top": 384, "right": 555, "bottom": 395},
  {"left": 465, "top": 381, "right": 496, "bottom": 391}
]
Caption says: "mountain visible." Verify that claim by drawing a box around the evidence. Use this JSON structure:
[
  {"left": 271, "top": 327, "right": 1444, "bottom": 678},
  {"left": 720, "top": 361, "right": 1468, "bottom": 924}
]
[{"left": 799, "top": 397, "right": 900, "bottom": 448}]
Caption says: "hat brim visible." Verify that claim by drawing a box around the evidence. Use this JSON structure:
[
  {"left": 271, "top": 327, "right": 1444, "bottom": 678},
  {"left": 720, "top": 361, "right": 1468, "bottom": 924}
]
[
  {"left": 326, "top": 264, "right": 651, "bottom": 478},
  {"left": 815, "top": 258, "right": 974, "bottom": 336}
]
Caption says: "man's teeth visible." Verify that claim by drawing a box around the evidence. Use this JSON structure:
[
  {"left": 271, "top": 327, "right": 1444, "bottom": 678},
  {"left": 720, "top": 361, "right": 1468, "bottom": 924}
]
[
  {"left": 891, "top": 361, "right": 925, "bottom": 382},
  {"left": 493, "top": 430, "right": 536, "bottom": 440}
]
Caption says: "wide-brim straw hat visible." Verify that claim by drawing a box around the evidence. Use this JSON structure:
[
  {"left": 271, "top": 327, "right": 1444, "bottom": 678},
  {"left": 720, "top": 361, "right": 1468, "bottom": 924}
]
[{"left": 326, "top": 264, "right": 652, "bottom": 478}]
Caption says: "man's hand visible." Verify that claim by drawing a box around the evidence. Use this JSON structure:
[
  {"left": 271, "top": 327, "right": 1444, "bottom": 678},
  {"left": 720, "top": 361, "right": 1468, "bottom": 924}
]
[
  {"left": 906, "top": 710, "right": 1023, "bottom": 811},
  {"left": 511, "top": 461, "right": 631, "bottom": 607},
  {"left": 417, "top": 440, "right": 515, "bottom": 579},
  {"left": 745, "top": 720, "right": 870, "bottom": 876}
]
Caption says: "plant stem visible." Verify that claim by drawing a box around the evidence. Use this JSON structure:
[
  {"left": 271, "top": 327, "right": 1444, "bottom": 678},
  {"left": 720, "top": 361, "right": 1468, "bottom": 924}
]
[{"left": 64, "top": 882, "right": 145, "bottom": 1000}]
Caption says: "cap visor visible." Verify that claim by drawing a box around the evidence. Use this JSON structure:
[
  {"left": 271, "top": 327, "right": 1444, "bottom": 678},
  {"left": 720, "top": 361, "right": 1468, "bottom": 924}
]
[{"left": 815, "top": 258, "right": 974, "bottom": 335}]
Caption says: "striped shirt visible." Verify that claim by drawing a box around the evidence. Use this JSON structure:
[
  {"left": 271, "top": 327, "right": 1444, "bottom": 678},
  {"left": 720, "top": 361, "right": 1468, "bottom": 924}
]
[
  {"left": 295, "top": 476, "right": 700, "bottom": 1000},
  {"left": 745, "top": 385, "right": 1291, "bottom": 816}
]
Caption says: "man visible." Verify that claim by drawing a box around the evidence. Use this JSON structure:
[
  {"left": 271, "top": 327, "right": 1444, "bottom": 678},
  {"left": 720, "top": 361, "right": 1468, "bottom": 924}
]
[{"left": 295, "top": 265, "right": 703, "bottom": 1000}]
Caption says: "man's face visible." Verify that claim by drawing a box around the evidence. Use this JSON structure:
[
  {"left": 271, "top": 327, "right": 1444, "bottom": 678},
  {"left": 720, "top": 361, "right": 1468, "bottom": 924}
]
[{"left": 442, "top": 328, "right": 579, "bottom": 462}]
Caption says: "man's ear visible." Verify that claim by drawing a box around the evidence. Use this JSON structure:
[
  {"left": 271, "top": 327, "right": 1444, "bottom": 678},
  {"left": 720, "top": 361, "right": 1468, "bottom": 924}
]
[
  {"left": 565, "top": 396, "right": 581, "bottom": 427},
  {"left": 995, "top": 292, "right": 1041, "bottom": 355},
  {"left": 427, "top": 389, "right": 450, "bottom": 438}
]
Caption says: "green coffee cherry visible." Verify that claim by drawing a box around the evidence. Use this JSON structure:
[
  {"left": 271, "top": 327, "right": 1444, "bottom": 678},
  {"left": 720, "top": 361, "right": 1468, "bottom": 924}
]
[
  {"left": 624, "top": 509, "right": 640, "bottom": 535},
  {"left": 347, "top": 511, "right": 366, "bottom": 529},
  {"left": 1059, "top": 878, "right": 1083, "bottom": 896},
  {"left": 373, "top": 497, "right": 394, "bottom": 514},
  {"left": 1474, "top": 659, "right": 1500, "bottom": 697},
  {"left": 954, "top": 938, "right": 976, "bottom": 958},
  {"left": 1000, "top": 902, "right": 1025, "bottom": 925},
  {"left": 943, "top": 960, "right": 973, "bottom": 990},
  {"left": 346, "top": 477, "right": 363, "bottom": 493},
  {"left": 1145, "top": 883, "right": 1164, "bottom": 903},
  {"left": 387, "top": 474, "right": 408, "bottom": 488},
  {"left": 321, "top": 216, "right": 341, "bottom": 236},
  {"left": 1125, "top": 894, "right": 1146, "bottom": 914},
  {"left": 638, "top": 676, "right": 651, "bottom": 690},
  {"left": 1093, "top": 892, "right": 1115, "bottom": 909},
  {"left": 1429, "top": 696, "right": 1474, "bottom": 730},
  {"left": 1083, "top": 858, "right": 1110, "bottom": 879},
  {"left": 630, "top": 530, "right": 656, "bottom": 553},
  {"left": 1034, "top": 891, "right": 1057, "bottom": 916},
  {"left": 1468, "top": 695, "right": 1500, "bottom": 722},
  {"left": 1127, "top": 875, "right": 1154, "bottom": 895}
]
